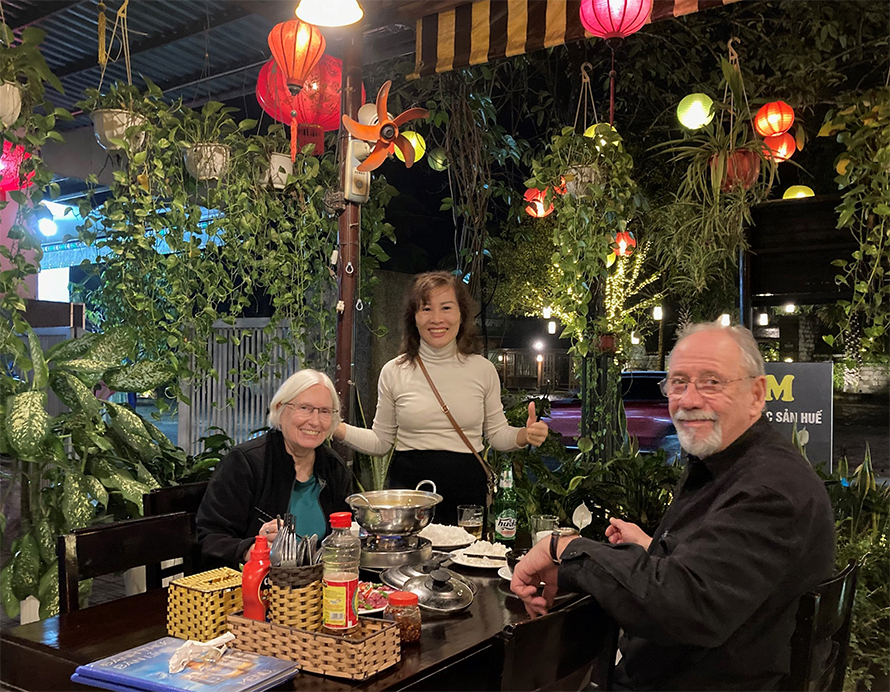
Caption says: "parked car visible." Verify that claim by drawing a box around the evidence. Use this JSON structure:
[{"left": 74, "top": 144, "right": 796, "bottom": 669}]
[{"left": 544, "top": 371, "right": 681, "bottom": 459}]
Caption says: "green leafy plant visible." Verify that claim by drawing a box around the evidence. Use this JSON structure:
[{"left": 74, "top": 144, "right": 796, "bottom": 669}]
[
  {"left": 0, "top": 23, "right": 63, "bottom": 118},
  {"left": 75, "top": 79, "right": 165, "bottom": 117}
]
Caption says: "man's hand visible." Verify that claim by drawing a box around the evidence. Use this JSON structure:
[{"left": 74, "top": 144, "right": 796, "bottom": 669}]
[
  {"left": 605, "top": 517, "right": 652, "bottom": 550},
  {"left": 510, "top": 539, "right": 559, "bottom": 618},
  {"left": 517, "top": 402, "right": 549, "bottom": 447}
]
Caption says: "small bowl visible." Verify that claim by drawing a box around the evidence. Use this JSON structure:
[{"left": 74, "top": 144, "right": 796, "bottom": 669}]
[{"left": 505, "top": 548, "right": 530, "bottom": 572}]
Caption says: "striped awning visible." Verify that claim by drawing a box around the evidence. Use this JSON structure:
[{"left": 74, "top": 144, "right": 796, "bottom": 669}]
[{"left": 411, "top": 0, "right": 742, "bottom": 78}]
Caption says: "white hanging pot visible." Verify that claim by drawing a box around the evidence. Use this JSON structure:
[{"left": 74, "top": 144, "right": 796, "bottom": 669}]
[
  {"left": 90, "top": 109, "right": 148, "bottom": 152},
  {"left": 261, "top": 152, "right": 293, "bottom": 189},
  {"left": 183, "top": 143, "right": 231, "bottom": 180},
  {"left": 563, "top": 164, "right": 602, "bottom": 197},
  {"left": 0, "top": 82, "right": 23, "bottom": 129}
]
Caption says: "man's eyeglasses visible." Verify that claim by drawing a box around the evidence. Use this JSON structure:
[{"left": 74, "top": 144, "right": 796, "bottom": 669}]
[
  {"left": 659, "top": 376, "right": 755, "bottom": 397},
  {"left": 284, "top": 402, "right": 338, "bottom": 420}
]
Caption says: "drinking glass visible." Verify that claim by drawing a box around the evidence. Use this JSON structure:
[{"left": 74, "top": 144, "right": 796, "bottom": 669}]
[
  {"left": 457, "top": 504, "right": 484, "bottom": 539},
  {"left": 531, "top": 514, "right": 559, "bottom": 543}
]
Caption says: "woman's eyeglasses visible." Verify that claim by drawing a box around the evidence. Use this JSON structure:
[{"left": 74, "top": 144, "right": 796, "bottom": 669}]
[{"left": 284, "top": 402, "right": 338, "bottom": 419}]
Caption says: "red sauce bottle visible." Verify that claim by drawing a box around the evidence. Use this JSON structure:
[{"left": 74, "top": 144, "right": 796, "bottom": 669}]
[{"left": 242, "top": 535, "right": 271, "bottom": 621}]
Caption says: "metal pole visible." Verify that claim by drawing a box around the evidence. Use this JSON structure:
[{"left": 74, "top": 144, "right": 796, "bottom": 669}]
[{"left": 335, "top": 28, "right": 363, "bottom": 434}]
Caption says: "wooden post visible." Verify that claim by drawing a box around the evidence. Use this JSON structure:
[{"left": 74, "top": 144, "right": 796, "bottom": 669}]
[{"left": 335, "top": 28, "right": 363, "bottom": 434}]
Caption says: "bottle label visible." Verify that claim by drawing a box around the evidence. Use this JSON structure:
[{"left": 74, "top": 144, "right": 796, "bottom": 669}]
[
  {"left": 495, "top": 513, "right": 517, "bottom": 540},
  {"left": 323, "top": 573, "right": 359, "bottom": 629}
]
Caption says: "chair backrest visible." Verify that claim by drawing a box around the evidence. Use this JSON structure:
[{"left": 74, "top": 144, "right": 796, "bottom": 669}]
[
  {"left": 497, "top": 595, "right": 620, "bottom": 692},
  {"left": 56, "top": 512, "right": 194, "bottom": 614},
  {"left": 786, "top": 559, "right": 859, "bottom": 692},
  {"left": 143, "top": 481, "right": 209, "bottom": 517}
]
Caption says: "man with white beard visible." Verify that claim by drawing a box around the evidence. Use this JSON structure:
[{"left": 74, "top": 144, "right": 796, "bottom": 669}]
[{"left": 511, "top": 322, "right": 835, "bottom": 691}]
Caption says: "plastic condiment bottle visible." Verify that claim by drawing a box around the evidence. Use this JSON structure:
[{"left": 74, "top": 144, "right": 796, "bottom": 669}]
[
  {"left": 384, "top": 591, "right": 422, "bottom": 643},
  {"left": 241, "top": 535, "right": 271, "bottom": 621},
  {"left": 322, "top": 511, "right": 361, "bottom": 632}
]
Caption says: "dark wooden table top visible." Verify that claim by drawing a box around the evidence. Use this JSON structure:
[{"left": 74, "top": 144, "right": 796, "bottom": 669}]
[{"left": 0, "top": 567, "right": 575, "bottom": 692}]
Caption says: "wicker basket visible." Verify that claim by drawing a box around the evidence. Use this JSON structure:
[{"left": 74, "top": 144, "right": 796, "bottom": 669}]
[
  {"left": 167, "top": 567, "right": 242, "bottom": 641},
  {"left": 227, "top": 613, "right": 401, "bottom": 681},
  {"left": 268, "top": 565, "right": 323, "bottom": 631}
]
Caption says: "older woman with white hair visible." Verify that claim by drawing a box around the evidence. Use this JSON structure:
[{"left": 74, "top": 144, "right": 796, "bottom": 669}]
[{"left": 197, "top": 369, "right": 352, "bottom": 568}]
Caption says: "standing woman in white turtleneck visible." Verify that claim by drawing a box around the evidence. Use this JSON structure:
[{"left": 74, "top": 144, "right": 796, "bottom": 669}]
[{"left": 332, "top": 271, "right": 549, "bottom": 525}]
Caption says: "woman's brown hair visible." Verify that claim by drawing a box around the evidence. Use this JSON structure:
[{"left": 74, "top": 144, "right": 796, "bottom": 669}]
[{"left": 398, "top": 271, "right": 480, "bottom": 363}]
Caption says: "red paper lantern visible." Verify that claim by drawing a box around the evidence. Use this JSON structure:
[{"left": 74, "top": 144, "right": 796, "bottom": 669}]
[
  {"left": 614, "top": 230, "right": 636, "bottom": 256},
  {"left": 524, "top": 188, "right": 554, "bottom": 218},
  {"left": 763, "top": 132, "right": 796, "bottom": 162},
  {"left": 753, "top": 101, "right": 795, "bottom": 137},
  {"left": 579, "top": 0, "right": 653, "bottom": 39},
  {"left": 0, "top": 140, "right": 34, "bottom": 201},
  {"left": 267, "top": 19, "right": 326, "bottom": 96}
]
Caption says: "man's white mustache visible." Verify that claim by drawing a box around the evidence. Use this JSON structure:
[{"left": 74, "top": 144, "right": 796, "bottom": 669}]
[{"left": 673, "top": 411, "right": 718, "bottom": 422}]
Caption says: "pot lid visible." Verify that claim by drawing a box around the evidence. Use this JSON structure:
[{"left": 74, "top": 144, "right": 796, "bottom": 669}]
[
  {"left": 402, "top": 569, "right": 474, "bottom": 613},
  {"left": 381, "top": 559, "right": 477, "bottom": 594}
]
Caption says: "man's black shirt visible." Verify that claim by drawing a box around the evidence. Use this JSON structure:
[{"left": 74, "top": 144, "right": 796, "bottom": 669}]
[{"left": 558, "top": 418, "right": 835, "bottom": 690}]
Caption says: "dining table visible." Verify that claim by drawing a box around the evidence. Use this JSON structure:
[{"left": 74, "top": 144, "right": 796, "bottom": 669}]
[{"left": 0, "top": 564, "right": 615, "bottom": 692}]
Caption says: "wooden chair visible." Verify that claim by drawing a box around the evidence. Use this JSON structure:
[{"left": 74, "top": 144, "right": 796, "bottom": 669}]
[
  {"left": 786, "top": 559, "right": 859, "bottom": 692},
  {"left": 56, "top": 512, "right": 194, "bottom": 614},
  {"left": 496, "top": 595, "right": 620, "bottom": 691},
  {"left": 143, "top": 481, "right": 209, "bottom": 581}
]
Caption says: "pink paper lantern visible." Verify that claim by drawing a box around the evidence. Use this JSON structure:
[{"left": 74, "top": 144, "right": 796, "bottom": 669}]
[
  {"left": 579, "top": 0, "right": 653, "bottom": 39},
  {"left": 0, "top": 140, "right": 34, "bottom": 200}
]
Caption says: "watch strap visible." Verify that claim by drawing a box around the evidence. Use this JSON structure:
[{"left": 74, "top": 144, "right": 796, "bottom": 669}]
[{"left": 549, "top": 530, "right": 562, "bottom": 565}]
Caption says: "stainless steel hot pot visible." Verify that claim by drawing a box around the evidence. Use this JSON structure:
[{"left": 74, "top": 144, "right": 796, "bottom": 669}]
[{"left": 346, "top": 480, "right": 442, "bottom": 535}]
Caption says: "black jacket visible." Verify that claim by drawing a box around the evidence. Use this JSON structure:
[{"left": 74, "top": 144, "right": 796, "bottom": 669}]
[{"left": 196, "top": 431, "right": 352, "bottom": 568}]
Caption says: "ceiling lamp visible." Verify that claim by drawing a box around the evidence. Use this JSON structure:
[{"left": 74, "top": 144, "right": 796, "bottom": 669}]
[
  {"left": 0, "top": 140, "right": 34, "bottom": 201},
  {"left": 428, "top": 146, "right": 447, "bottom": 171},
  {"left": 614, "top": 230, "right": 636, "bottom": 256},
  {"left": 394, "top": 131, "right": 426, "bottom": 163},
  {"left": 524, "top": 188, "right": 554, "bottom": 218},
  {"left": 579, "top": 0, "right": 652, "bottom": 39},
  {"left": 754, "top": 100, "right": 795, "bottom": 137},
  {"left": 295, "top": 0, "right": 363, "bottom": 27},
  {"left": 783, "top": 185, "right": 814, "bottom": 199},
  {"left": 763, "top": 132, "right": 796, "bottom": 162},
  {"left": 677, "top": 93, "right": 714, "bottom": 130},
  {"left": 268, "top": 19, "right": 326, "bottom": 96}
]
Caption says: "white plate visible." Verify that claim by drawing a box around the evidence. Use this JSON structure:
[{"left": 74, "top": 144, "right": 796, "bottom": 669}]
[
  {"left": 498, "top": 565, "right": 512, "bottom": 581},
  {"left": 433, "top": 540, "right": 473, "bottom": 551},
  {"left": 449, "top": 550, "right": 507, "bottom": 569},
  {"left": 358, "top": 606, "right": 385, "bottom": 616}
]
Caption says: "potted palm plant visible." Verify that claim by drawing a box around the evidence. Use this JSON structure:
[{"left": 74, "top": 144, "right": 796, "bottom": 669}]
[
  {"left": 76, "top": 81, "right": 162, "bottom": 153},
  {"left": 0, "top": 23, "right": 61, "bottom": 128}
]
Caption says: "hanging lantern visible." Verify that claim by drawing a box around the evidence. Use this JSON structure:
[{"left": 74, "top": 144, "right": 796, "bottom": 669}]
[
  {"left": 783, "top": 185, "right": 814, "bottom": 199},
  {"left": 267, "top": 19, "right": 326, "bottom": 96},
  {"left": 763, "top": 132, "right": 796, "bottom": 162},
  {"left": 614, "top": 230, "right": 636, "bottom": 256},
  {"left": 0, "top": 140, "right": 35, "bottom": 201},
  {"left": 524, "top": 188, "right": 554, "bottom": 218},
  {"left": 754, "top": 100, "right": 795, "bottom": 137},
  {"left": 579, "top": 0, "right": 653, "bottom": 39},
  {"left": 394, "top": 131, "right": 426, "bottom": 163},
  {"left": 428, "top": 146, "right": 447, "bottom": 171},
  {"left": 583, "top": 122, "right": 620, "bottom": 151},
  {"left": 677, "top": 93, "right": 714, "bottom": 130}
]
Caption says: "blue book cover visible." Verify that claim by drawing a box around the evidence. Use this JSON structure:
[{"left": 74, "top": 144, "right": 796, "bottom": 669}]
[{"left": 72, "top": 637, "right": 299, "bottom": 692}]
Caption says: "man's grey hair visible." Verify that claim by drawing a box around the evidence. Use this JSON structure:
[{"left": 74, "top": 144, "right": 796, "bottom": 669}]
[
  {"left": 267, "top": 369, "right": 341, "bottom": 436},
  {"left": 673, "top": 321, "right": 766, "bottom": 377}
]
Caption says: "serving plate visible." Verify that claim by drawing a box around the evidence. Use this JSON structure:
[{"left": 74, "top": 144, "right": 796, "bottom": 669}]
[{"left": 449, "top": 549, "right": 506, "bottom": 569}]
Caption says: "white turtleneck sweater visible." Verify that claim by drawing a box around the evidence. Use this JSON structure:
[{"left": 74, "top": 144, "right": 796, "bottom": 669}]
[{"left": 341, "top": 340, "right": 523, "bottom": 455}]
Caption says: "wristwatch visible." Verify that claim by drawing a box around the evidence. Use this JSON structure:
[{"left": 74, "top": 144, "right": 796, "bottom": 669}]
[{"left": 549, "top": 530, "right": 562, "bottom": 565}]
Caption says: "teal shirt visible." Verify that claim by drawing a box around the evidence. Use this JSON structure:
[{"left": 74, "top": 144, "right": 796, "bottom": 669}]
[{"left": 287, "top": 475, "right": 326, "bottom": 539}]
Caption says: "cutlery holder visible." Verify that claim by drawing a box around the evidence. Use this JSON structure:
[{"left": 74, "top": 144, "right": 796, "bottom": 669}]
[{"left": 268, "top": 564, "right": 323, "bottom": 631}]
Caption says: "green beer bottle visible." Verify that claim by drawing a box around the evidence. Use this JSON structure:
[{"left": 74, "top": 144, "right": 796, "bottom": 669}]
[{"left": 493, "top": 461, "right": 518, "bottom": 547}]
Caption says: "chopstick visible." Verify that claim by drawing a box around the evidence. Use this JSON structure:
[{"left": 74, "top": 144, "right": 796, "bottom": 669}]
[{"left": 461, "top": 553, "right": 507, "bottom": 561}]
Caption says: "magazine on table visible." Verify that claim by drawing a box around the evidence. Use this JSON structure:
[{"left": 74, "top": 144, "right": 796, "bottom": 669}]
[{"left": 71, "top": 637, "right": 299, "bottom": 692}]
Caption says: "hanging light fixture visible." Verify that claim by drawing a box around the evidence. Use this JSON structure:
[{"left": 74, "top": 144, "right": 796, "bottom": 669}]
[
  {"left": 614, "top": 230, "right": 636, "bottom": 256},
  {"left": 677, "top": 93, "right": 714, "bottom": 130},
  {"left": 267, "top": 19, "right": 326, "bottom": 96},
  {"left": 428, "top": 146, "right": 447, "bottom": 171},
  {"left": 782, "top": 185, "right": 814, "bottom": 199},
  {"left": 579, "top": 0, "right": 653, "bottom": 125},
  {"left": 754, "top": 100, "right": 795, "bottom": 137},
  {"left": 394, "top": 131, "right": 426, "bottom": 163},
  {"left": 295, "top": 0, "right": 363, "bottom": 27},
  {"left": 0, "top": 140, "right": 35, "bottom": 201},
  {"left": 763, "top": 132, "right": 796, "bottom": 162},
  {"left": 524, "top": 188, "right": 554, "bottom": 218}
]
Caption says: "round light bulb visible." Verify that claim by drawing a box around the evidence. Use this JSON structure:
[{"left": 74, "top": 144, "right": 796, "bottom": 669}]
[
  {"left": 782, "top": 185, "right": 814, "bottom": 199},
  {"left": 677, "top": 93, "right": 715, "bottom": 130},
  {"left": 394, "top": 131, "right": 426, "bottom": 163}
]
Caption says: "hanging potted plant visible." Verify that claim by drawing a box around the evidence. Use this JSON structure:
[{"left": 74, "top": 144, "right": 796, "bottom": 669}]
[
  {"left": 177, "top": 101, "right": 252, "bottom": 181},
  {"left": 76, "top": 81, "right": 161, "bottom": 153},
  {"left": 255, "top": 123, "right": 294, "bottom": 190},
  {"left": 0, "top": 23, "right": 61, "bottom": 128}
]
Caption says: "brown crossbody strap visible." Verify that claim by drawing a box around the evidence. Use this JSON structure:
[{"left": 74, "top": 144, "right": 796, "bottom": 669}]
[{"left": 415, "top": 355, "right": 495, "bottom": 489}]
